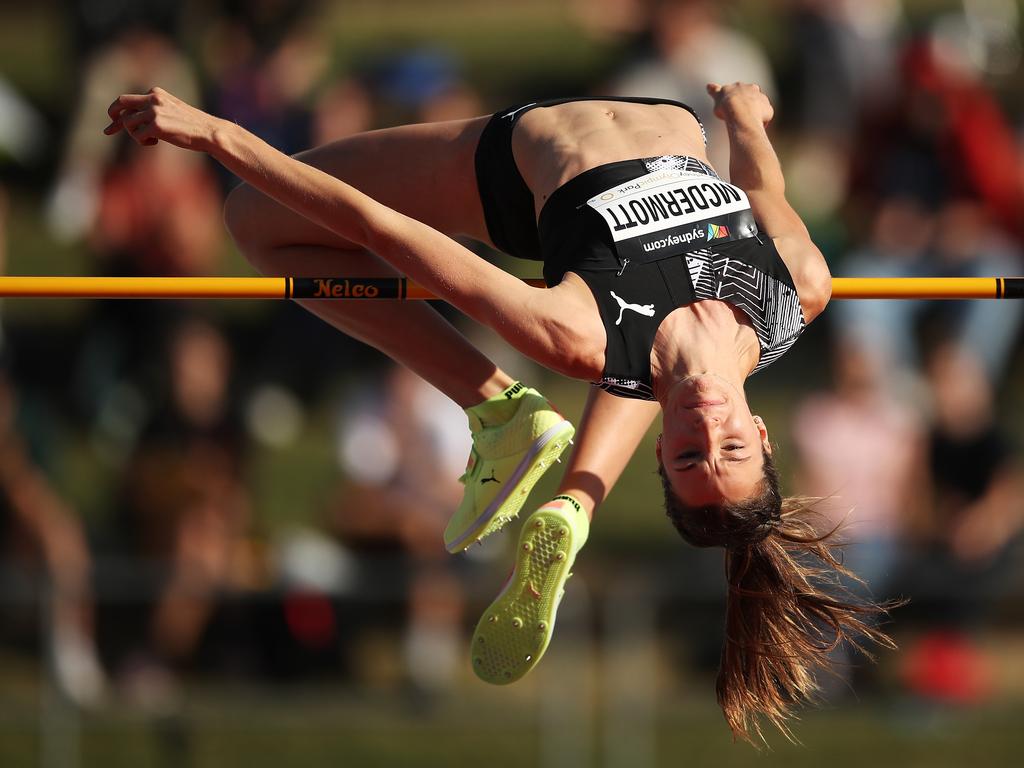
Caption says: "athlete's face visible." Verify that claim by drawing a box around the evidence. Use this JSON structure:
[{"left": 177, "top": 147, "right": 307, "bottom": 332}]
[{"left": 657, "top": 374, "right": 771, "bottom": 507}]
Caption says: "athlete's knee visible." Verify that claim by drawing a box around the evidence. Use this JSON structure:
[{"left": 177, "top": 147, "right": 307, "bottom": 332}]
[
  {"left": 222, "top": 185, "right": 277, "bottom": 274},
  {"left": 223, "top": 182, "right": 265, "bottom": 253}
]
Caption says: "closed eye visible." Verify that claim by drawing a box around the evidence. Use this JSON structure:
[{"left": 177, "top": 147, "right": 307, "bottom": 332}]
[
  {"left": 723, "top": 444, "right": 749, "bottom": 462},
  {"left": 674, "top": 444, "right": 749, "bottom": 470},
  {"left": 675, "top": 450, "right": 701, "bottom": 470}
]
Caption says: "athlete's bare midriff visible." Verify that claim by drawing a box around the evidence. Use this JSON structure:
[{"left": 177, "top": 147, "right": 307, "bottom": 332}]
[{"left": 509, "top": 100, "right": 710, "bottom": 217}]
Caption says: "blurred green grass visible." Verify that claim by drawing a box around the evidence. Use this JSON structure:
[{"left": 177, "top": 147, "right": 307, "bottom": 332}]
[{"left": 2, "top": 685, "right": 1024, "bottom": 768}]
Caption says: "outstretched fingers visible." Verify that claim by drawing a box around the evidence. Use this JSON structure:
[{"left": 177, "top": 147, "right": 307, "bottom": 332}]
[
  {"left": 120, "top": 107, "right": 159, "bottom": 145},
  {"left": 104, "top": 92, "right": 154, "bottom": 135},
  {"left": 105, "top": 105, "right": 158, "bottom": 146},
  {"left": 101, "top": 87, "right": 215, "bottom": 151}
]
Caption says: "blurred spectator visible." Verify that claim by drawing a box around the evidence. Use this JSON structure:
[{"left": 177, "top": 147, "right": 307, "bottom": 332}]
[
  {"left": 47, "top": 29, "right": 225, "bottom": 425},
  {"left": 830, "top": 195, "right": 935, "bottom": 391},
  {"left": 835, "top": 196, "right": 1023, "bottom": 384},
  {"left": 789, "top": 336, "right": 923, "bottom": 694},
  {"left": 91, "top": 138, "right": 223, "bottom": 278},
  {"left": 0, "top": 372, "right": 106, "bottom": 708},
  {"left": 311, "top": 47, "right": 483, "bottom": 165},
  {"left": 781, "top": 0, "right": 901, "bottom": 140},
  {"left": 47, "top": 30, "right": 208, "bottom": 245},
  {"left": 205, "top": 0, "right": 318, "bottom": 61},
  {"left": 836, "top": 31, "right": 1024, "bottom": 384},
  {"left": 72, "top": 122, "right": 223, "bottom": 434},
  {"left": 848, "top": 35, "right": 1024, "bottom": 241},
  {"left": 608, "top": 0, "right": 777, "bottom": 173},
  {"left": 791, "top": 337, "right": 925, "bottom": 596},
  {"left": 920, "top": 343, "right": 1022, "bottom": 574},
  {"left": 0, "top": 76, "right": 48, "bottom": 167},
  {"left": 362, "top": 47, "right": 484, "bottom": 127},
  {"left": 202, "top": 9, "right": 327, "bottom": 164},
  {"left": 3, "top": 159, "right": 106, "bottom": 708},
  {"left": 900, "top": 343, "right": 1024, "bottom": 704},
  {"left": 312, "top": 76, "right": 375, "bottom": 147},
  {"left": 64, "top": 0, "right": 184, "bottom": 61},
  {"left": 111, "top": 318, "right": 251, "bottom": 708},
  {"left": 330, "top": 366, "right": 475, "bottom": 695},
  {"left": 570, "top": 0, "right": 649, "bottom": 40},
  {"left": 777, "top": 0, "right": 903, "bottom": 222}
]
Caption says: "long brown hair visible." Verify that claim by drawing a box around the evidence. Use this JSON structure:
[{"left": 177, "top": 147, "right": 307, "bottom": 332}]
[{"left": 660, "top": 453, "right": 899, "bottom": 744}]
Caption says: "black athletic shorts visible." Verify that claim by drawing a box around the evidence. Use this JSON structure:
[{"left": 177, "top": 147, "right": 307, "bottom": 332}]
[{"left": 473, "top": 96, "right": 705, "bottom": 270}]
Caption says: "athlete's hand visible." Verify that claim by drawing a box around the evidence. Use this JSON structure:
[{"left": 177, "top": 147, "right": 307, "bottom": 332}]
[
  {"left": 706, "top": 82, "right": 774, "bottom": 127},
  {"left": 104, "top": 87, "right": 222, "bottom": 151}
]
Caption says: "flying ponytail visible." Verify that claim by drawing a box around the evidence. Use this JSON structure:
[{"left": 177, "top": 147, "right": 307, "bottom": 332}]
[{"left": 661, "top": 453, "right": 899, "bottom": 743}]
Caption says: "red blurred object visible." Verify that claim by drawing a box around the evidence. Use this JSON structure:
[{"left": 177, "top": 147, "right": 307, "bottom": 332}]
[
  {"left": 902, "top": 41, "right": 1024, "bottom": 239},
  {"left": 901, "top": 630, "right": 994, "bottom": 704},
  {"left": 283, "top": 590, "right": 337, "bottom": 650}
]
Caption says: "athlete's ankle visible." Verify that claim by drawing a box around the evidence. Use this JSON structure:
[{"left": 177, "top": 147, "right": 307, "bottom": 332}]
[
  {"left": 545, "top": 494, "right": 587, "bottom": 515},
  {"left": 465, "top": 381, "right": 531, "bottom": 429},
  {"left": 546, "top": 493, "right": 597, "bottom": 522}
]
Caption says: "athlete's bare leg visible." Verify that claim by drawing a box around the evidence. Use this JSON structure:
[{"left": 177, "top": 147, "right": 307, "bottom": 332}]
[
  {"left": 223, "top": 117, "right": 512, "bottom": 407},
  {"left": 554, "top": 388, "right": 660, "bottom": 517}
]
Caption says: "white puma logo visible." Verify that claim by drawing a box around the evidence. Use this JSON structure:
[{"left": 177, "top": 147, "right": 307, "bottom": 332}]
[
  {"left": 609, "top": 291, "right": 656, "bottom": 326},
  {"left": 503, "top": 103, "right": 537, "bottom": 120}
]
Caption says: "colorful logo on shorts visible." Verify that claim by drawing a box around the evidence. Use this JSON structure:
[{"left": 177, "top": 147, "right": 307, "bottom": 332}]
[{"left": 707, "top": 223, "right": 730, "bottom": 240}]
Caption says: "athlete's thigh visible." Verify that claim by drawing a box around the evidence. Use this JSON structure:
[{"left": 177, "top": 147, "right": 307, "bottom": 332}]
[{"left": 228, "top": 116, "right": 493, "bottom": 249}]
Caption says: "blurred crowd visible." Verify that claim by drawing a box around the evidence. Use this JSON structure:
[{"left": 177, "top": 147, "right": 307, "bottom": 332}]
[{"left": 0, "top": 0, "right": 1023, "bottom": 718}]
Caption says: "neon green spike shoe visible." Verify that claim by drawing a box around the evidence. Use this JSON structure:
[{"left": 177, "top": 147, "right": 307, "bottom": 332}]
[
  {"left": 444, "top": 384, "right": 574, "bottom": 553},
  {"left": 470, "top": 495, "right": 589, "bottom": 684}
]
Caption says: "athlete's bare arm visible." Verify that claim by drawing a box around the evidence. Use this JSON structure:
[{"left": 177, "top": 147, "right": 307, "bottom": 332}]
[
  {"left": 708, "top": 83, "right": 831, "bottom": 322},
  {"left": 105, "top": 88, "right": 605, "bottom": 379}
]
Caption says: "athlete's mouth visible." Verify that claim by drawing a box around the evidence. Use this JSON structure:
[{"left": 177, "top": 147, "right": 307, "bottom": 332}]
[{"left": 685, "top": 399, "right": 726, "bottom": 409}]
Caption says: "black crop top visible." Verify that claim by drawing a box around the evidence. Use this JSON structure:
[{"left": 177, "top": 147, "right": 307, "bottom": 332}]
[{"left": 538, "top": 156, "right": 806, "bottom": 400}]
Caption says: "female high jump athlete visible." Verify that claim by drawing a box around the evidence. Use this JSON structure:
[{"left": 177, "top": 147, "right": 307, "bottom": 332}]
[{"left": 105, "top": 82, "right": 894, "bottom": 742}]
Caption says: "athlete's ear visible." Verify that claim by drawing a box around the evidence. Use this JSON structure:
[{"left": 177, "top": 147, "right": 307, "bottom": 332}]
[
  {"left": 753, "top": 416, "right": 772, "bottom": 456},
  {"left": 656, "top": 433, "right": 663, "bottom": 464}
]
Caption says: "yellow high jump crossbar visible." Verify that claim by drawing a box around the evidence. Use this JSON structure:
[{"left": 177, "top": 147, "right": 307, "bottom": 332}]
[{"left": 0, "top": 276, "right": 1021, "bottom": 300}]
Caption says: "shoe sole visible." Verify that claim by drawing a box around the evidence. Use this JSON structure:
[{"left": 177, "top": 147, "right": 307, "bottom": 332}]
[
  {"left": 446, "top": 420, "right": 574, "bottom": 553},
  {"left": 470, "top": 508, "right": 580, "bottom": 684}
]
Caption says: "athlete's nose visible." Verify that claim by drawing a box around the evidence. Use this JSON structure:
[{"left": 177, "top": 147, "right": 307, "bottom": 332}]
[{"left": 688, "top": 411, "right": 722, "bottom": 429}]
